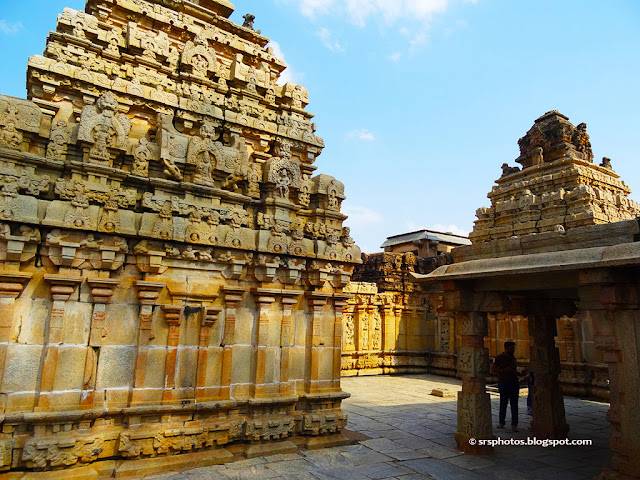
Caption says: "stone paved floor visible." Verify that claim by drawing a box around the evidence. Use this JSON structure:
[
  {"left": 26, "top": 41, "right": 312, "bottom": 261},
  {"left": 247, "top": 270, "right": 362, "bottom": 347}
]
[{"left": 148, "top": 374, "right": 611, "bottom": 480}]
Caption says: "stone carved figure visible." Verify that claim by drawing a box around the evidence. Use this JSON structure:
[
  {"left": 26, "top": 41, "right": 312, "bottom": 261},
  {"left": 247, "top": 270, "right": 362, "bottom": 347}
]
[
  {"left": 298, "top": 174, "right": 312, "bottom": 208},
  {"left": 501, "top": 163, "right": 520, "bottom": 177},
  {"left": 163, "top": 157, "right": 183, "bottom": 180},
  {"left": 98, "top": 198, "right": 121, "bottom": 233},
  {"left": 265, "top": 87, "right": 276, "bottom": 104},
  {"left": 600, "top": 157, "right": 612, "bottom": 169},
  {"left": 46, "top": 120, "right": 70, "bottom": 160},
  {"left": 267, "top": 221, "right": 289, "bottom": 254},
  {"left": 372, "top": 311, "right": 382, "bottom": 350},
  {"left": 0, "top": 177, "right": 20, "bottom": 220},
  {"left": 242, "top": 14, "right": 256, "bottom": 31},
  {"left": 327, "top": 187, "right": 339, "bottom": 211},
  {"left": 63, "top": 183, "right": 94, "bottom": 229},
  {"left": 187, "top": 123, "right": 221, "bottom": 186},
  {"left": 185, "top": 210, "right": 213, "bottom": 244},
  {"left": 289, "top": 228, "right": 307, "bottom": 256},
  {"left": 572, "top": 123, "right": 593, "bottom": 162},
  {"left": 152, "top": 201, "right": 174, "bottom": 240},
  {"left": 345, "top": 314, "right": 355, "bottom": 348},
  {"left": 167, "top": 46, "right": 180, "bottom": 70},
  {"left": 247, "top": 163, "right": 262, "bottom": 198},
  {"left": 324, "top": 231, "right": 341, "bottom": 260},
  {"left": 0, "top": 105, "right": 23, "bottom": 150},
  {"left": 361, "top": 312, "right": 369, "bottom": 350},
  {"left": 182, "top": 35, "right": 217, "bottom": 78},
  {"left": 141, "top": 31, "right": 160, "bottom": 60},
  {"left": 267, "top": 143, "right": 301, "bottom": 200},
  {"left": 132, "top": 138, "right": 152, "bottom": 177},
  {"left": 531, "top": 146, "right": 544, "bottom": 166},
  {"left": 77, "top": 92, "right": 131, "bottom": 162},
  {"left": 105, "top": 29, "right": 122, "bottom": 55}
]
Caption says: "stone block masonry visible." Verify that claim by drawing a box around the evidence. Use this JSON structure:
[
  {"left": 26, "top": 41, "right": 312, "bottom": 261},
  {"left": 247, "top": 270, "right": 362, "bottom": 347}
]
[{"left": 0, "top": 0, "right": 361, "bottom": 475}]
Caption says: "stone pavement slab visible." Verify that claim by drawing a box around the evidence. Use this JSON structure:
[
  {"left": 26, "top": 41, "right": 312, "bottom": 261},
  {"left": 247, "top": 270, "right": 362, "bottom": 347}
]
[{"left": 147, "top": 374, "right": 611, "bottom": 480}]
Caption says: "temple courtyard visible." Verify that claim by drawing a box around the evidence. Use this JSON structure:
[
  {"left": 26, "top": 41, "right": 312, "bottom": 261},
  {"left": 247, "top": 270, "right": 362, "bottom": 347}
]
[{"left": 148, "top": 374, "right": 610, "bottom": 480}]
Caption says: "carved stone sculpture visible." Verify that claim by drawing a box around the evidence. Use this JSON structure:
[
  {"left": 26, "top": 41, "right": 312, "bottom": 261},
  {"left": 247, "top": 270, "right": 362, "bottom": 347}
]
[{"left": 77, "top": 92, "right": 131, "bottom": 163}]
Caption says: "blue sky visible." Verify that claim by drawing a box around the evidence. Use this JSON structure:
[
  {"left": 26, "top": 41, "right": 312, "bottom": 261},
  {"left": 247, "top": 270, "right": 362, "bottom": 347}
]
[{"left": 1, "top": 0, "right": 639, "bottom": 252}]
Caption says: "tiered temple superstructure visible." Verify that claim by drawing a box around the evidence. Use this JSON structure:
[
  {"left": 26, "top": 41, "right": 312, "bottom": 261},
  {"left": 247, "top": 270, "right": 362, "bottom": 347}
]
[
  {"left": 0, "top": 0, "right": 360, "bottom": 475},
  {"left": 471, "top": 111, "right": 640, "bottom": 242}
]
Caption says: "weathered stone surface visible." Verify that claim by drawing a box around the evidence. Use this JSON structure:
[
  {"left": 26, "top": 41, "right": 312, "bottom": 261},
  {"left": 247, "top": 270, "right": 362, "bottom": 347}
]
[
  {"left": 469, "top": 111, "right": 640, "bottom": 243},
  {"left": 0, "top": 0, "right": 359, "bottom": 474}
]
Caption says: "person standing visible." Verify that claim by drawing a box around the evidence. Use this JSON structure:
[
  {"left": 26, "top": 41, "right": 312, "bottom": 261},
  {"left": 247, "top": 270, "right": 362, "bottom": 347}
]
[{"left": 491, "top": 340, "right": 523, "bottom": 432}]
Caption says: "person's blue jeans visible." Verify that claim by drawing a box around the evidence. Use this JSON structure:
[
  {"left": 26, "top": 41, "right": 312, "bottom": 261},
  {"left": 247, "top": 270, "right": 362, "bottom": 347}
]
[{"left": 498, "top": 381, "right": 519, "bottom": 427}]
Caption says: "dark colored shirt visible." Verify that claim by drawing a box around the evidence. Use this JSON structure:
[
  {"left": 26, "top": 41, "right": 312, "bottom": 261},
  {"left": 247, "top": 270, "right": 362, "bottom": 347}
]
[{"left": 493, "top": 352, "right": 518, "bottom": 383}]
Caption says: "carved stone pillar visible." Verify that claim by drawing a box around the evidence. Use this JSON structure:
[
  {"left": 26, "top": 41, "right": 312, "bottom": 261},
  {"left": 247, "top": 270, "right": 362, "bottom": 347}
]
[
  {"left": 81, "top": 277, "right": 119, "bottom": 407},
  {"left": 196, "top": 306, "right": 221, "bottom": 401},
  {"left": 37, "top": 274, "right": 83, "bottom": 410},
  {"left": 220, "top": 286, "right": 244, "bottom": 400},
  {"left": 280, "top": 290, "right": 302, "bottom": 396},
  {"left": 455, "top": 310, "right": 493, "bottom": 454},
  {"left": 162, "top": 304, "right": 183, "bottom": 403},
  {"left": 131, "top": 280, "right": 165, "bottom": 405},
  {"left": 527, "top": 309, "right": 570, "bottom": 439},
  {"left": 579, "top": 270, "right": 640, "bottom": 480},
  {"left": 253, "top": 290, "right": 276, "bottom": 398},
  {"left": 332, "top": 294, "right": 350, "bottom": 391}
]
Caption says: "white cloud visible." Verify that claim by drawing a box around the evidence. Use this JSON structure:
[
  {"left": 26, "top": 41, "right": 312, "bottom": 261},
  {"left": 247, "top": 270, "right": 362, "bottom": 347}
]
[
  {"left": 347, "top": 128, "right": 376, "bottom": 141},
  {"left": 342, "top": 202, "right": 384, "bottom": 226},
  {"left": 317, "top": 27, "right": 344, "bottom": 52},
  {"left": 268, "top": 41, "right": 303, "bottom": 85},
  {"left": 284, "top": 0, "right": 449, "bottom": 26},
  {"left": 0, "top": 20, "right": 22, "bottom": 35},
  {"left": 389, "top": 52, "right": 403, "bottom": 62},
  {"left": 282, "top": 0, "right": 475, "bottom": 57}
]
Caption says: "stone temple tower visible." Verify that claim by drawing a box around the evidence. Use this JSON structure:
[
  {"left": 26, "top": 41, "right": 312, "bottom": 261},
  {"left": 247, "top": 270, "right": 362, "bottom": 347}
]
[
  {"left": 470, "top": 111, "right": 640, "bottom": 242},
  {"left": 0, "top": 0, "right": 360, "bottom": 474}
]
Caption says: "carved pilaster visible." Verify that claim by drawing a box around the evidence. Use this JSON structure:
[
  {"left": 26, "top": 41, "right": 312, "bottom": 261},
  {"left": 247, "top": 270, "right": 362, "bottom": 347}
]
[
  {"left": 0, "top": 271, "right": 32, "bottom": 407},
  {"left": 332, "top": 294, "right": 350, "bottom": 391},
  {"left": 87, "top": 278, "right": 119, "bottom": 346},
  {"left": 82, "top": 277, "right": 119, "bottom": 407},
  {"left": 130, "top": 280, "right": 165, "bottom": 405},
  {"left": 381, "top": 305, "right": 395, "bottom": 352},
  {"left": 394, "top": 305, "right": 405, "bottom": 350},
  {"left": 253, "top": 289, "right": 277, "bottom": 398},
  {"left": 37, "top": 274, "right": 83, "bottom": 410},
  {"left": 280, "top": 290, "right": 302, "bottom": 396},
  {"left": 305, "top": 293, "right": 330, "bottom": 394},
  {"left": 161, "top": 305, "right": 183, "bottom": 403},
  {"left": 196, "top": 305, "right": 221, "bottom": 401},
  {"left": 220, "top": 286, "right": 244, "bottom": 399}
]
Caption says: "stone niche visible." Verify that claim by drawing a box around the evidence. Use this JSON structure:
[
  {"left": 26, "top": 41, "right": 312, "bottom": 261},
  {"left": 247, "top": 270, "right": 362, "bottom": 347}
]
[{"left": 0, "top": 0, "right": 361, "bottom": 475}]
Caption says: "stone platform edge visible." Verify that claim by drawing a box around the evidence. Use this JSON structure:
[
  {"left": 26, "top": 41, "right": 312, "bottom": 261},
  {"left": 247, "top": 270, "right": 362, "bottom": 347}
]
[{"left": 0, "top": 433, "right": 356, "bottom": 480}]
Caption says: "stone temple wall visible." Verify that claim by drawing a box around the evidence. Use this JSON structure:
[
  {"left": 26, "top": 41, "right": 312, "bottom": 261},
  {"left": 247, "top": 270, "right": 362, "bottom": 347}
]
[
  {"left": 341, "top": 253, "right": 454, "bottom": 376},
  {"left": 343, "top": 251, "right": 609, "bottom": 399},
  {"left": 0, "top": 0, "right": 361, "bottom": 475}
]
